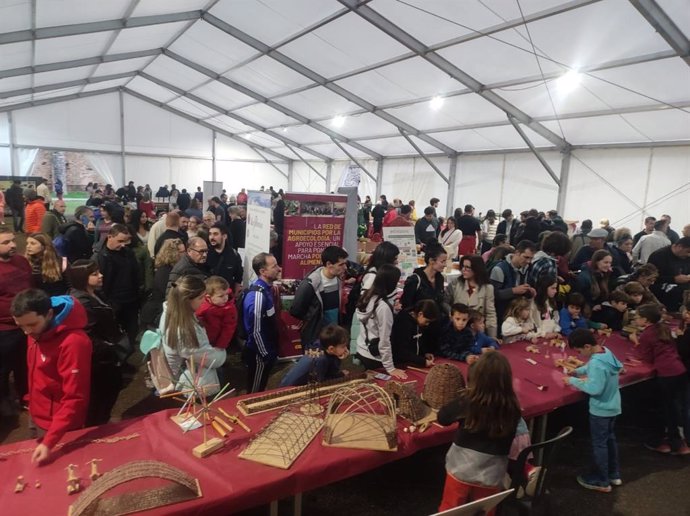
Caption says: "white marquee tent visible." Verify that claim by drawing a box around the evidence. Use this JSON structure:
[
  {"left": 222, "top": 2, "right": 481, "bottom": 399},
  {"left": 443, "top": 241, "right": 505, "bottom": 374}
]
[{"left": 0, "top": 0, "right": 688, "bottom": 230}]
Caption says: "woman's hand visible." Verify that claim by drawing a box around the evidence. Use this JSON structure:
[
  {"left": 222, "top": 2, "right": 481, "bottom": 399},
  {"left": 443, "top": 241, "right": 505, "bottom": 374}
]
[{"left": 390, "top": 368, "right": 408, "bottom": 380}]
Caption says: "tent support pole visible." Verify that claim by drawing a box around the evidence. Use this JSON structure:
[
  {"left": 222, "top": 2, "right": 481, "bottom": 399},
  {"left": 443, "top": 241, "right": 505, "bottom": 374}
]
[
  {"left": 398, "top": 130, "right": 449, "bottom": 184},
  {"left": 557, "top": 150, "right": 571, "bottom": 215},
  {"left": 376, "top": 160, "right": 383, "bottom": 199},
  {"left": 119, "top": 88, "right": 126, "bottom": 185},
  {"left": 8, "top": 111, "right": 17, "bottom": 176},
  {"left": 212, "top": 131, "right": 217, "bottom": 183},
  {"left": 446, "top": 154, "right": 458, "bottom": 215},
  {"left": 286, "top": 145, "right": 326, "bottom": 182},
  {"left": 508, "top": 115, "right": 561, "bottom": 187},
  {"left": 288, "top": 161, "right": 294, "bottom": 191},
  {"left": 330, "top": 138, "right": 377, "bottom": 182}
]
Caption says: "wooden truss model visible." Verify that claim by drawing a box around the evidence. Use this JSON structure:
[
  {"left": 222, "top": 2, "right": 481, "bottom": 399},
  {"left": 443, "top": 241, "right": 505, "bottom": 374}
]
[{"left": 323, "top": 383, "right": 397, "bottom": 452}]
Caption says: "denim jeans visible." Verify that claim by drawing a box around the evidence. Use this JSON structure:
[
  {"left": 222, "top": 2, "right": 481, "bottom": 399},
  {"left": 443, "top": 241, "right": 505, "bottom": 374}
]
[{"left": 589, "top": 414, "right": 619, "bottom": 485}]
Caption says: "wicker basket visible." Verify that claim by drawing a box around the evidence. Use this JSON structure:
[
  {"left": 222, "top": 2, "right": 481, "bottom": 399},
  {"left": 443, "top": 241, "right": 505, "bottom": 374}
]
[
  {"left": 422, "top": 364, "right": 466, "bottom": 410},
  {"left": 385, "top": 381, "right": 431, "bottom": 422}
]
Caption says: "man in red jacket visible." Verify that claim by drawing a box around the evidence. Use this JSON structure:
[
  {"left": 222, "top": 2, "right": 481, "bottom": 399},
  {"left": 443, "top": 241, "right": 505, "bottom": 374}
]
[{"left": 11, "top": 289, "right": 91, "bottom": 464}]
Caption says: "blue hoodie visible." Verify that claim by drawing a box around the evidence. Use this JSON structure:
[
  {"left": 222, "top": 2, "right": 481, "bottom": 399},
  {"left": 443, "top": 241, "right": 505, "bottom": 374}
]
[{"left": 568, "top": 347, "right": 622, "bottom": 417}]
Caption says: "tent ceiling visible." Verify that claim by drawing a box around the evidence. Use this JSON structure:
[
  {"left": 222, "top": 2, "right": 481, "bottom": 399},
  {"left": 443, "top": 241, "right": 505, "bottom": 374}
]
[{"left": 0, "top": 0, "right": 688, "bottom": 158}]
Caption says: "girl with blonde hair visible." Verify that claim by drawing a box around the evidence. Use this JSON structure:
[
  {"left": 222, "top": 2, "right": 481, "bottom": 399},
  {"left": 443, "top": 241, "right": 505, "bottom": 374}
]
[
  {"left": 160, "top": 275, "right": 226, "bottom": 394},
  {"left": 25, "top": 233, "right": 67, "bottom": 296}
]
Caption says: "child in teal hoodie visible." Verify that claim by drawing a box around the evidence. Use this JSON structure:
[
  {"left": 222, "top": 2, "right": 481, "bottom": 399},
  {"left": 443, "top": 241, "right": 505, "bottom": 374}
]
[{"left": 563, "top": 328, "right": 623, "bottom": 493}]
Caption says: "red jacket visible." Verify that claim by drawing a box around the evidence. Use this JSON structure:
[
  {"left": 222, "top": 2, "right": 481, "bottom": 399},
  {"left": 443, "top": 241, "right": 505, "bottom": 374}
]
[
  {"left": 27, "top": 296, "right": 92, "bottom": 449},
  {"left": 25, "top": 199, "right": 46, "bottom": 233},
  {"left": 196, "top": 291, "right": 238, "bottom": 349},
  {"left": 636, "top": 325, "right": 687, "bottom": 378},
  {"left": 382, "top": 208, "right": 398, "bottom": 227}
]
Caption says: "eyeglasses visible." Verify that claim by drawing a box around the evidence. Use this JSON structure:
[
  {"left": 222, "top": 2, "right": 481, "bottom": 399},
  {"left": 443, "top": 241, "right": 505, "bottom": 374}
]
[{"left": 190, "top": 248, "right": 208, "bottom": 255}]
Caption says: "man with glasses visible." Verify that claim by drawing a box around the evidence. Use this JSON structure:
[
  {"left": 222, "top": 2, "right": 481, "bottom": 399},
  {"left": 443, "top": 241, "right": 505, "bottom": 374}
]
[{"left": 166, "top": 236, "right": 210, "bottom": 294}]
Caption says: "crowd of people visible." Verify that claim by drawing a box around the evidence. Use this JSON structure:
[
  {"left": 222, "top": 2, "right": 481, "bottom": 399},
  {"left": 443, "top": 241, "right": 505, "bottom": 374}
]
[{"left": 1, "top": 180, "right": 689, "bottom": 510}]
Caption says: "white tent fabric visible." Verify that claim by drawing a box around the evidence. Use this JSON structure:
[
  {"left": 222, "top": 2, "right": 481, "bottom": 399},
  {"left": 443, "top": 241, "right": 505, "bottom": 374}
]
[{"left": 0, "top": 0, "right": 688, "bottom": 222}]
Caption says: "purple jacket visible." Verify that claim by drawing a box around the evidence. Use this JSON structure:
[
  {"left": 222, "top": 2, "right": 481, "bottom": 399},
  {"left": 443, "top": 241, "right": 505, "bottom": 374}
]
[{"left": 636, "top": 325, "right": 687, "bottom": 378}]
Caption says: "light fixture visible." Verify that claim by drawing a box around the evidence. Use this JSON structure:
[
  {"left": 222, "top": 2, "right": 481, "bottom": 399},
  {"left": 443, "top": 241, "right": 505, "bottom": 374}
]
[
  {"left": 282, "top": 126, "right": 288, "bottom": 133},
  {"left": 556, "top": 70, "right": 582, "bottom": 94},
  {"left": 331, "top": 115, "right": 345, "bottom": 128},
  {"left": 430, "top": 96, "right": 444, "bottom": 110},
  {"left": 244, "top": 132, "right": 253, "bottom": 140}
]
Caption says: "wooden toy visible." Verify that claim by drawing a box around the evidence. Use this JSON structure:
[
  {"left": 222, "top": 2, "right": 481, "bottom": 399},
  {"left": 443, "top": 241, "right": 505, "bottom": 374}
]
[
  {"left": 66, "top": 464, "right": 80, "bottom": 495},
  {"left": 87, "top": 459, "right": 102, "bottom": 481},
  {"left": 14, "top": 476, "right": 26, "bottom": 493}
]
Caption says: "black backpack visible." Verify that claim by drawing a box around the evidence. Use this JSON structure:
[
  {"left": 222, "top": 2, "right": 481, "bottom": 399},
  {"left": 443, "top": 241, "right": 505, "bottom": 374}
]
[{"left": 235, "top": 283, "right": 267, "bottom": 341}]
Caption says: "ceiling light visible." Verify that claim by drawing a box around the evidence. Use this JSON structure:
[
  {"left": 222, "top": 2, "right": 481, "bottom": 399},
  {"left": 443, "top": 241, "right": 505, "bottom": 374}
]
[
  {"left": 282, "top": 127, "right": 288, "bottom": 133},
  {"left": 430, "top": 96, "right": 444, "bottom": 110},
  {"left": 244, "top": 133, "right": 253, "bottom": 139},
  {"left": 556, "top": 70, "right": 582, "bottom": 94},
  {"left": 331, "top": 115, "right": 345, "bottom": 128}
]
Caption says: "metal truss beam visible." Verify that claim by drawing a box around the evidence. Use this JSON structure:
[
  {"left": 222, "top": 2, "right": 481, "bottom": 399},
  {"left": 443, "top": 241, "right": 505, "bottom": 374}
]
[
  {"left": 0, "top": 71, "right": 136, "bottom": 99},
  {"left": 0, "top": 48, "right": 162, "bottom": 79},
  {"left": 201, "top": 14, "right": 455, "bottom": 155},
  {"left": 138, "top": 72, "right": 332, "bottom": 161},
  {"left": 508, "top": 116, "right": 560, "bottom": 186},
  {"left": 329, "top": 138, "right": 377, "bottom": 182},
  {"left": 286, "top": 145, "right": 328, "bottom": 182},
  {"left": 339, "top": 1, "right": 571, "bottom": 150},
  {"left": 163, "top": 49, "right": 382, "bottom": 160},
  {"left": 123, "top": 88, "right": 290, "bottom": 163},
  {"left": 630, "top": 0, "right": 690, "bottom": 66},
  {"left": 0, "top": 11, "right": 202, "bottom": 45},
  {"left": 398, "top": 130, "right": 449, "bottom": 184},
  {"left": 0, "top": 86, "right": 121, "bottom": 113}
]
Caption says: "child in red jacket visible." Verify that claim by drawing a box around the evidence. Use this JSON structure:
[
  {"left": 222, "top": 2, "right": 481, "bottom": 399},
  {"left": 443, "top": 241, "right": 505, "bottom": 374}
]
[
  {"left": 631, "top": 303, "right": 689, "bottom": 455},
  {"left": 196, "top": 276, "right": 237, "bottom": 349},
  {"left": 11, "top": 289, "right": 91, "bottom": 464}
]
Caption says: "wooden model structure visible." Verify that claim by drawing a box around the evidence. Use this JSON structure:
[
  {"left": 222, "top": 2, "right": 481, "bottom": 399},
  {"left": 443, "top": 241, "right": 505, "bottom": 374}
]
[
  {"left": 385, "top": 381, "right": 431, "bottom": 423},
  {"left": 422, "top": 364, "right": 466, "bottom": 410},
  {"left": 87, "top": 459, "right": 102, "bottom": 481},
  {"left": 68, "top": 460, "right": 202, "bottom": 516},
  {"left": 239, "top": 410, "right": 323, "bottom": 469},
  {"left": 237, "top": 374, "right": 368, "bottom": 415},
  {"left": 66, "top": 464, "right": 81, "bottom": 495},
  {"left": 14, "top": 476, "right": 26, "bottom": 493},
  {"left": 323, "top": 383, "right": 397, "bottom": 452}
]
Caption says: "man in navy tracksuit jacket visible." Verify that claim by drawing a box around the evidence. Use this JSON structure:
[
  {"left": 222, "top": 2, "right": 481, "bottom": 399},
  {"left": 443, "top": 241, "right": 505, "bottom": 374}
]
[{"left": 242, "top": 252, "right": 281, "bottom": 393}]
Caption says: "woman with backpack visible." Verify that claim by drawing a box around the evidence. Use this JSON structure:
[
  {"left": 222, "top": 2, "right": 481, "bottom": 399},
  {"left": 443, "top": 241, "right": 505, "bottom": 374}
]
[{"left": 355, "top": 264, "right": 406, "bottom": 379}]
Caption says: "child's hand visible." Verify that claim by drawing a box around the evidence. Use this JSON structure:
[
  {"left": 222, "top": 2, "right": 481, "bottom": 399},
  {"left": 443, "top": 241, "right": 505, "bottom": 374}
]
[
  {"left": 629, "top": 333, "right": 639, "bottom": 346},
  {"left": 598, "top": 323, "right": 608, "bottom": 330},
  {"left": 424, "top": 353, "right": 435, "bottom": 367},
  {"left": 561, "top": 376, "right": 571, "bottom": 386},
  {"left": 342, "top": 369, "right": 350, "bottom": 376},
  {"left": 530, "top": 336, "right": 539, "bottom": 344},
  {"left": 466, "top": 355, "right": 479, "bottom": 365},
  {"left": 390, "top": 368, "right": 408, "bottom": 380},
  {"left": 481, "top": 347, "right": 495, "bottom": 354}
]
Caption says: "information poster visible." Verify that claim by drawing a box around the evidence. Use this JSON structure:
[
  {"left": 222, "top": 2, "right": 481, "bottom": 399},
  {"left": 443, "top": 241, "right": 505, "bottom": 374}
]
[
  {"left": 281, "top": 192, "right": 347, "bottom": 280},
  {"left": 383, "top": 226, "right": 419, "bottom": 279},
  {"left": 243, "top": 190, "right": 272, "bottom": 287}
]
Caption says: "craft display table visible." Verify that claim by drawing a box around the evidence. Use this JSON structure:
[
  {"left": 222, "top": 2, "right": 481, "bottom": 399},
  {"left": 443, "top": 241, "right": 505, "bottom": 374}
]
[{"left": 0, "top": 332, "right": 653, "bottom": 515}]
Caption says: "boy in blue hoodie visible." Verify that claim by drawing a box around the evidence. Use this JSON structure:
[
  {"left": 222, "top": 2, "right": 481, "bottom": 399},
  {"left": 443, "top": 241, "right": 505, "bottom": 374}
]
[
  {"left": 467, "top": 310, "right": 500, "bottom": 355},
  {"left": 438, "top": 304, "right": 476, "bottom": 363},
  {"left": 563, "top": 328, "right": 623, "bottom": 493},
  {"left": 559, "top": 292, "right": 605, "bottom": 336}
]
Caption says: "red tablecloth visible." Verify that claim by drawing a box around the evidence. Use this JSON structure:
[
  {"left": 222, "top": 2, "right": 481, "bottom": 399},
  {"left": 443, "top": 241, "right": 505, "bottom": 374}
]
[{"left": 0, "top": 333, "right": 653, "bottom": 515}]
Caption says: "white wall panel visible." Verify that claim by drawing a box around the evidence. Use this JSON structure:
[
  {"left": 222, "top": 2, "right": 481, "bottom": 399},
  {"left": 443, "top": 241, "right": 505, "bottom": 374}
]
[
  {"left": 292, "top": 161, "right": 326, "bottom": 193},
  {"left": 123, "top": 94, "right": 212, "bottom": 158},
  {"left": 216, "top": 161, "right": 288, "bottom": 194},
  {"left": 125, "top": 155, "right": 170, "bottom": 189},
  {"left": 0, "top": 147, "right": 10, "bottom": 175},
  {"left": 13, "top": 93, "right": 121, "bottom": 151},
  {"left": 0, "top": 113, "right": 8, "bottom": 144},
  {"left": 381, "top": 157, "right": 450, "bottom": 216},
  {"left": 170, "top": 158, "right": 213, "bottom": 193}
]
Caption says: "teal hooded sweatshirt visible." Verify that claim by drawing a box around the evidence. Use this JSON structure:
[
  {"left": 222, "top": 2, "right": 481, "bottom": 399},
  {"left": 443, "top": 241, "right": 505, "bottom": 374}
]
[{"left": 568, "top": 347, "right": 623, "bottom": 417}]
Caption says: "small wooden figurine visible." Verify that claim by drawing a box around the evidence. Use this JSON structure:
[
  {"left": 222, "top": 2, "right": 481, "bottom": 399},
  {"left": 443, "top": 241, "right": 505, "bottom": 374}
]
[
  {"left": 14, "top": 476, "right": 26, "bottom": 493},
  {"left": 66, "top": 464, "right": 80, "bottom": 495},
  {"left": 34, "top": 480, "right": 41, "bottom": 489},
  {"left": 87, "top": 459, "right": 102, "bottom": 481}
]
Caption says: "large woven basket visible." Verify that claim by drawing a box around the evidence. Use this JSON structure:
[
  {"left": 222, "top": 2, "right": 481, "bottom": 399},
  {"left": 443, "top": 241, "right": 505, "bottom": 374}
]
[
  {"left": 422, "top": 364, "right": 465, "bottom": 410},
  {"left": 384, "top": 381, "right": 431, "bottom": 422}
]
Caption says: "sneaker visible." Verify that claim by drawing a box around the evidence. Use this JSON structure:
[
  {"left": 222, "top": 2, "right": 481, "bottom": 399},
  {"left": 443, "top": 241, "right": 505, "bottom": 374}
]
[
  {"left": 609, "top": 478, "right": 623, "bottom": 486},
  {"left": 525, "top": 466, "right": 543, "bottom": 497},
  {"left": 644, "top": 442, "right": 672, "bottom": 454},
  {"left": 671, "top": 444, "right": 690, "bottom": 456},
  {"left": 576, "top": 475, "right": 612, "bottom": 493}
]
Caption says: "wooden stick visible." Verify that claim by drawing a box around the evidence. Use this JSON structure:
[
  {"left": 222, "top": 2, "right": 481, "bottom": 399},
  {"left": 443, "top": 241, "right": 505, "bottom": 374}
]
[
  {"left": 211, "top": 420, "right": 227, "bottom": 438},
  {"left": 218, "top": 407, "right": 251, "bottom": 432},
  {"left": 159, "top": 389, "right": 196, "bottom": 399},
  {"left": 214, "top": 416, "right": 234, "bottom": 433},
  {"left": 407, "top": 366, "right": 429, "bottom": 374}
]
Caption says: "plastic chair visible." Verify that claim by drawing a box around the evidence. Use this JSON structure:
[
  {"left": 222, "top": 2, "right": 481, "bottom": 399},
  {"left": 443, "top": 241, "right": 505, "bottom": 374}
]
[{"left": 499, "top": 426, "right": 573, "bottom": 516}]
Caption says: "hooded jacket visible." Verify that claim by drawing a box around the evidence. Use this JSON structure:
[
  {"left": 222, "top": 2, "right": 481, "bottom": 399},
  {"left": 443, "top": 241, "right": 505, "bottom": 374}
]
[
  {"left": 635, "top": 325, "right": 687, "bottom": 378},
  {"left": 59, "top": 221, "right": 93, "bottom": 263},
  {"left": 25, "top": 199, "right": 47, "bottom": 233},
  {"left": 355, "top": 295, "right": 395, "bottom": 372},
  {"left": 290, "top": 266, "right": 342, "bottom": 347},
  {"left": 196, "top": 290, "right": 238, "bottom": 349},
  {"left": 27, "top": 296, "right": 91, "bottom": 449},
  {"left": 568, "top": 347, "right": 622, "bottom": 417}
]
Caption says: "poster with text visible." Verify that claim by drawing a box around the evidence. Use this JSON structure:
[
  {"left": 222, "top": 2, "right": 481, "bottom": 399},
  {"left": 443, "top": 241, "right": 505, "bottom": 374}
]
[
  {"left": 281, "top": 192, "right": 347, "bottom": 280},
  {"left": 383, "top": 226, "right": 419, "bottom": 279},
  {"left": 243, "top": 190, "right": 272, "bottom": 287}
]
